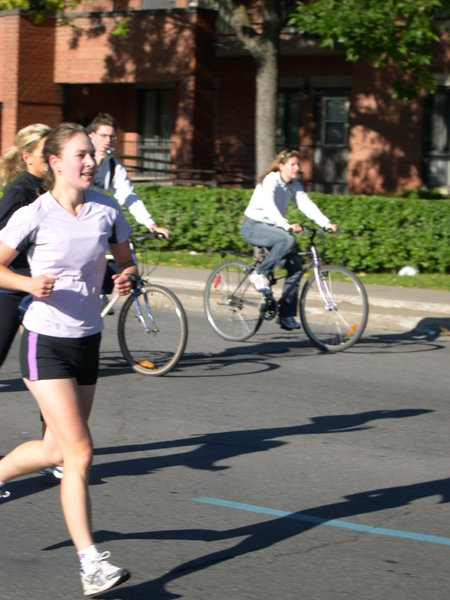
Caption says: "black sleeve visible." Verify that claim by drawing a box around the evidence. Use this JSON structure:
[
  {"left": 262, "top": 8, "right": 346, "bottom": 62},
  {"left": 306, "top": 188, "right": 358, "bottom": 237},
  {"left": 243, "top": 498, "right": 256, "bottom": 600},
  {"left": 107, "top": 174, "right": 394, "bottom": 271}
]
[{"left": 0, "top": 184, "right": 28, "bottom": 229}]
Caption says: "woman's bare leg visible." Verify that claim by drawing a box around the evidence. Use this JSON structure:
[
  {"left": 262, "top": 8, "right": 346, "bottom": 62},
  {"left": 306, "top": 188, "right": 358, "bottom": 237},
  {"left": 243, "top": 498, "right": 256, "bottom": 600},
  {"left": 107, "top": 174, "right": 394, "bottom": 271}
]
[
  {"left": 0, "top": 382, "right": 95, "bottom": 480},
  {"left": 7, "top": 377, "right": 96, "bottom": 551}
]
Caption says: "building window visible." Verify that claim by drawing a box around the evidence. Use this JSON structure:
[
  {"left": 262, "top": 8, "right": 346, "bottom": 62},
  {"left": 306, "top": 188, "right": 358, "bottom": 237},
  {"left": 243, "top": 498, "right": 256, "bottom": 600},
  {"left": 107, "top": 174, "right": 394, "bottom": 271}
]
[
  {"left": 138, "top": 89, "right": 173, "bottom": 179},
  {"left": 312, "top": 92, "right": 349, "bottom": 193},
  {"left": 276, "top": 89, "right": 302, "bottom": 148},
  {"left": 141, "top": 89, "right": 173, "bottom": 139},
  {"left": 321, "top": 97, "right": 349, "bottom": 146},
  {"left": 425, "top": 86, "right": 450, "bottom": 187}
]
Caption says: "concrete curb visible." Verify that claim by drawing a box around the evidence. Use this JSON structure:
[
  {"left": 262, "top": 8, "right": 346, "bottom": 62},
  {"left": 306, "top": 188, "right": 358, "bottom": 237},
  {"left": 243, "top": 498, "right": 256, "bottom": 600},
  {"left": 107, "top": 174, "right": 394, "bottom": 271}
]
[{"left": 147, "top": 267, "right": 450, "bottom": 334}]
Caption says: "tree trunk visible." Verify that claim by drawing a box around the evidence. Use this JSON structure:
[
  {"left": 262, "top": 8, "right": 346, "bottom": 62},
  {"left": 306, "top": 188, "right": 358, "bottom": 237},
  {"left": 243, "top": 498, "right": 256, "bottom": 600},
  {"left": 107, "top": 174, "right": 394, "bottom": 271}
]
[
  {"left": 254, "top": 40, "right": 278, "bottom": 179},
  {"left": 220, "top": 0, "right": 282, "bottom": 181}
]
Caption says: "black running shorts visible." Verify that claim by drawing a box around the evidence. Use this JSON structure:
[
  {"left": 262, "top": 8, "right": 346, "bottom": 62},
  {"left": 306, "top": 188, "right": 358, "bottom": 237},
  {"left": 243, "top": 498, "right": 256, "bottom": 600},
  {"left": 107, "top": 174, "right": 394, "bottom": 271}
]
[{"left": 20, "top": 328, "right": 101, "bottom": 385}]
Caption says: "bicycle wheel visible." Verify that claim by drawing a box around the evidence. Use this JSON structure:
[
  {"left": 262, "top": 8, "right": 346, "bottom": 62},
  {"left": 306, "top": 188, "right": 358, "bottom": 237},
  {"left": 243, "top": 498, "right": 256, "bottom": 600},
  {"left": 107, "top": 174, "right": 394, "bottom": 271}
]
[
  {"left": 118, "top": 284, "right": 188, "bottom": 375},
  {"left": 204, "top": 259, "right": 263, "bottom": 341},
  {"left": 299, "top": 264, "right": 368, "bottom": 352}
]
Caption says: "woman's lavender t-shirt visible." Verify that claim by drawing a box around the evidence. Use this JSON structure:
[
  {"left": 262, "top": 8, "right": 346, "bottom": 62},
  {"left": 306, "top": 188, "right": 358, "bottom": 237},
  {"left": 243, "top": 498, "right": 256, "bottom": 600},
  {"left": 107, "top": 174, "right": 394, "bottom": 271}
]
[{"left": 0, "top": 188, "right": 131, "bottom": 337}]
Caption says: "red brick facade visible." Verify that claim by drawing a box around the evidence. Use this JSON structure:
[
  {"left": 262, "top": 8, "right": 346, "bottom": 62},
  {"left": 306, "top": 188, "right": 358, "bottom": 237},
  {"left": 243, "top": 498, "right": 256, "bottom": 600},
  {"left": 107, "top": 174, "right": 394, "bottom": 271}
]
[
  {"left": 0, "top": 4, "right": 448, "bottom": 193},
  {"left": 0, "top": 15, "right": 62, "bottom": 147}
]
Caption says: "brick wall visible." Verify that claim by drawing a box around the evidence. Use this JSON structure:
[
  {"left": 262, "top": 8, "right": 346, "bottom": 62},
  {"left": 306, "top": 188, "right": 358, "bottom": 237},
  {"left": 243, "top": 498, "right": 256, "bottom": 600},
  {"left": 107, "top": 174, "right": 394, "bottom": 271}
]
[
  {"left": 2, "top": 5, "right": 447, "bottom": 192},
  {"left": 0, "top": 14, "right": 62, "bottom": 154},
  {"left": 349, "top": 62, "right": 423, "bottom": 194},
  {"left": 0, "top": 15, "right": 20, "bottom": 154},
  {"left": 58, "top": 9, "right": 221, "bottom": 171}
]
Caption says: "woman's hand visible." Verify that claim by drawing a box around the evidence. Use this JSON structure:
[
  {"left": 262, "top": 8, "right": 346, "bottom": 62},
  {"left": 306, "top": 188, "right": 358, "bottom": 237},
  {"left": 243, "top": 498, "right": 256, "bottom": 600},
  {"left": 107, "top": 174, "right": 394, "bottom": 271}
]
[
  {"left": 149, "top": 224, "right": 171, "bottom": 240},
  {"left": 289, "top": 223, "right": 303, "bottom": 234},
  {"left": 112, "top": 272, "right": 136, "bottom": 296},
  {"left": 29, "top": 274, "right": 58, "bottom": 298}
]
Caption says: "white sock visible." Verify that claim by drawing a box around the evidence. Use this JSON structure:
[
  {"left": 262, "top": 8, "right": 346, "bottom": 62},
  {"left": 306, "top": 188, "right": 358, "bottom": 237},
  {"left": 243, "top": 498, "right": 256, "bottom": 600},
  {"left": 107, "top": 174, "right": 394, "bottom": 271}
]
[{"left": 78, "top": 544, "right": 100, "bottom": 574}]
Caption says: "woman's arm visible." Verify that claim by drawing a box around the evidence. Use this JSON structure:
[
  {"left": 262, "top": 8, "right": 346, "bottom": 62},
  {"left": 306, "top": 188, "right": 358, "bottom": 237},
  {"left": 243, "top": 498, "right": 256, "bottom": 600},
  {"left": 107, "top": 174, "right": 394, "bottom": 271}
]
[
  {"left": 0, "top": 241, "right": 58, "bottom": 297},
  {"left": 295, "top": 190, "right": 337, "bottom": 230},
  {"left": 109, "top": 241, "right": 139, "bottom": 296}
]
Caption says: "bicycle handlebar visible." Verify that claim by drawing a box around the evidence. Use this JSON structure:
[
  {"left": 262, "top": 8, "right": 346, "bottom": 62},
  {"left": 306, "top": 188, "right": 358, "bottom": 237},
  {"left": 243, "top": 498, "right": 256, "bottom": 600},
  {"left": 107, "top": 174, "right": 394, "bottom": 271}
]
[
  {"left": 300, "top": 225, "right": 335, "bottom": 235},
  {"left": 131, "top": 231, "right": 166, "bottom": 243}
]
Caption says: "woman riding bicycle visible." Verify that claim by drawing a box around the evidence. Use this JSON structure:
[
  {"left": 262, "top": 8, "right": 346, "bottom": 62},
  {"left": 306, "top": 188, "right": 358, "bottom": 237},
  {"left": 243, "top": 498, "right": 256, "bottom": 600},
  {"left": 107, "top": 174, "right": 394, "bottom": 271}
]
[{"left": 241, "top": 149, "right": 338, "bottom": 331}]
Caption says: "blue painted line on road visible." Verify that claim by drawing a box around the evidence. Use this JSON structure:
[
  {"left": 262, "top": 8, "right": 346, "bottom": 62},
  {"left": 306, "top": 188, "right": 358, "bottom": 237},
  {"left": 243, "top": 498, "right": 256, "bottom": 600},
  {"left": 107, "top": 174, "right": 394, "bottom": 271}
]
[{"left": 193, "top": 497, "right": 450, "bottom": 547}]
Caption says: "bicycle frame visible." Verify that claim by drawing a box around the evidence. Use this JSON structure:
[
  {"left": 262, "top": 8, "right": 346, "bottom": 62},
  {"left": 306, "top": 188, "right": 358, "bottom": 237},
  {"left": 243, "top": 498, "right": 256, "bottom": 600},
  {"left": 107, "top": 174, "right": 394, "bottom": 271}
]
[
  {"left": 298, "top": 243, "right": 337, "bottom": 312},
  {"left": 218, "top": 227, "right": 343, "bottom": 325},
  {"left": 205, "top": 226, "right": 368, "bottom": 349},
  {"left": 101, "top": 234, "right": 158, "bottom": 329},
  {"left": 267, "top": 227, "right": 331, "bottom": 309}
]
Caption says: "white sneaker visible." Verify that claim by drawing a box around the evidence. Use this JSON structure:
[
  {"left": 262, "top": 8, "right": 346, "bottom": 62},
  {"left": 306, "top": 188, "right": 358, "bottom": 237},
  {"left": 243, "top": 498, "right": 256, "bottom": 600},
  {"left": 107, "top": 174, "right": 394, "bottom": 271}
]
[
  {"left": 41, "top": 466, "right": 64, "bottom": 480},
  {"left": 0, "top": 487, "right": 10, "bottom": 499},
  {"left": 249, "top": 270, "right": 271, "bottom": 292},
  {"left": 80, "top": 551, "right": 130, "bottom": 596}
]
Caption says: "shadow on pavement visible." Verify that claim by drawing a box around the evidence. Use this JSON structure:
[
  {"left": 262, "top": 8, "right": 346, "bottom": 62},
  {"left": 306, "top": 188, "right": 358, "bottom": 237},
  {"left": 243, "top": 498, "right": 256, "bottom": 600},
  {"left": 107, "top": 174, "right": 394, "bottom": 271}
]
[
  {"left": 175, "top": 323, "right": 449, "bottom": 375},
  {"left": 2, "top": 408, "right": 431, "bottom": 598},
  {"left": 49, "top": 475, "right": 450, "bottom": 599}
]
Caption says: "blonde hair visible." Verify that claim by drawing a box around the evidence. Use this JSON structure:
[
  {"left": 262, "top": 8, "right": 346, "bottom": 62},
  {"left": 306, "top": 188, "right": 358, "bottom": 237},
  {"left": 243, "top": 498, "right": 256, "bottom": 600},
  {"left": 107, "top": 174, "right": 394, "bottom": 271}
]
[
  {"left": 0, "top": 123, "right": 51, "bottom": 186},
  {"left": 257, "top": 148, "right": 301, "bottom": 184}
]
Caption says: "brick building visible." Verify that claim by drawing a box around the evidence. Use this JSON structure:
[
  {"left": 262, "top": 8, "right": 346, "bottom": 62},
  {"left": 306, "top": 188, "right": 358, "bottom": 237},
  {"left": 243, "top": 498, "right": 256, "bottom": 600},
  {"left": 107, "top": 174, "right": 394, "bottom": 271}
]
[{"left": 0, "top": 0, "right": 449, "bottom": 194}]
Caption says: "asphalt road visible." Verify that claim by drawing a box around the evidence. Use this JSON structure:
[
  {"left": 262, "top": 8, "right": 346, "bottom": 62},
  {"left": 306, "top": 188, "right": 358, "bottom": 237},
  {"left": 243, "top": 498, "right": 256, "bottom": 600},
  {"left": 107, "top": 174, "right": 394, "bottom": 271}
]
[{"left": 1, "top": 307, "right": 449, "bottom": 599}]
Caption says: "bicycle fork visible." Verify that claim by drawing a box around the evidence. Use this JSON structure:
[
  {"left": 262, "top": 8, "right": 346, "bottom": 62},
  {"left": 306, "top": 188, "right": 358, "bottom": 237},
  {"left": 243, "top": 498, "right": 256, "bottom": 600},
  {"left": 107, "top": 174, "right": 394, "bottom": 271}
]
[
  {"left": 311, "top": 247, "right": 337, "bottom": 311},
  {"left": 312, "top": 251, "right": 358, "bottom": 337},
  {"left": 133, "top": 288, "right": 159, "bottom": 333}
]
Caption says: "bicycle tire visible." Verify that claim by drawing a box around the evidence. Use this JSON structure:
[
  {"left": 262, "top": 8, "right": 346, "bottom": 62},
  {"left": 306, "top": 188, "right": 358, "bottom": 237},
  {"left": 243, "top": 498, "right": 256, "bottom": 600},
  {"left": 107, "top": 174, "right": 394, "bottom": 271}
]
[
  {"left": 118, "top": 283, "right": 188, "bottom": 375},
  {"left": 299, "top": 264, "right": 368, "bottom": 352},
  {"left": 204, "top": 259, "right": 263, "bottom": 341}
]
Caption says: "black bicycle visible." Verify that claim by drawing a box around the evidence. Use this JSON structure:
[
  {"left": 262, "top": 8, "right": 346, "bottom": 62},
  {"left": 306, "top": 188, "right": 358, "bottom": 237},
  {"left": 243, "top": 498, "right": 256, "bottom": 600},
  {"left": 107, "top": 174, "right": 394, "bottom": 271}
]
[
  {"left": 204, "top": 227, "right": 369, "bottom": 352},
  {"left": 102, "top": 232, "right": 188, "bottom": 375}
]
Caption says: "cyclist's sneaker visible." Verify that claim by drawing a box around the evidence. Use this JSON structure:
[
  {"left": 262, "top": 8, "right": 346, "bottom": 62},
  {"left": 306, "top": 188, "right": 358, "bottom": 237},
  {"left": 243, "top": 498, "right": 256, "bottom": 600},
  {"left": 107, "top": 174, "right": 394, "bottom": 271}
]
[
  {"left": 0, "top": 487, "right": 10, "bottom": 499},
  {"left": 40, "top": 466, "right": 64, "bottom": 480},
  {"left": 249, "top": 271, "right": 271, "bottom": 293},
  {"left": 80, "top": 551, "right": 130, "bottom": 597},
  {"left": 277, "top": 316, "right": 301, "bottom": 330}
]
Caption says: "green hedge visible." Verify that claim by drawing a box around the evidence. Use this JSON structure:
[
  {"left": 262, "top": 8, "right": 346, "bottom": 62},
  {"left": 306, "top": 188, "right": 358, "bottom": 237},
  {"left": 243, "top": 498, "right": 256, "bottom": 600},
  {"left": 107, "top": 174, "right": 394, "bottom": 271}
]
[
  {"left": 1, "top": 185, "right": 448, "bottom": 273},
  {"left": 135, "top": 186, "right": 450, "bottom": 274}
]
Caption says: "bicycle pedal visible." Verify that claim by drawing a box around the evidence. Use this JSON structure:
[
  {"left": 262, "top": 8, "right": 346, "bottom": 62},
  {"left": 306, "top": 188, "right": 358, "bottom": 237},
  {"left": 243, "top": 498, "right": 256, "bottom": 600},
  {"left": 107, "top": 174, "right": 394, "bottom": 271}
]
[{"left": 260, "top": 294, "right": 277, "bottom": 320}]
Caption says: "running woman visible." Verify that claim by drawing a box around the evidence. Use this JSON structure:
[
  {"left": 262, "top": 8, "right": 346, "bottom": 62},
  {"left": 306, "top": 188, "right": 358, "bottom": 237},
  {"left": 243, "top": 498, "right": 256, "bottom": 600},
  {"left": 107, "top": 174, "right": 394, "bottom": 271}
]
[{"left": 0, "top": 123, "right": 136, "bottom": 596}]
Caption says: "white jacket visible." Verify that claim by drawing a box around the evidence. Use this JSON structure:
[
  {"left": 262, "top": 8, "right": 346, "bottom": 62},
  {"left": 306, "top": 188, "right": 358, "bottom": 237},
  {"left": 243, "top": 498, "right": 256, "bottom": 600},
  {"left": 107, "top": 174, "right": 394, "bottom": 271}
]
[
  {"left": 244, "top": 171, "right": 331, "bottom": 231},
  {"left": 92, "top": 156, "right": 155, "bottom": 229}
]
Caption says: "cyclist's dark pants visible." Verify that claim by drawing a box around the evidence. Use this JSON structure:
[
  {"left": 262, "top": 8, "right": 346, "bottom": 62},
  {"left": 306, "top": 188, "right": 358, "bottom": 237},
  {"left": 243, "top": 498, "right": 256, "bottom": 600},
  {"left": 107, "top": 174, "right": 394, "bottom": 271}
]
[
  {"left": 101, "top": 260, "right": 117, "bottom": 295},
  {"left": 278, "top": 253, "right": 303, "bottom": 318},
  {"left": 0, "top": 291, "right": 24, "bottom": 367}
]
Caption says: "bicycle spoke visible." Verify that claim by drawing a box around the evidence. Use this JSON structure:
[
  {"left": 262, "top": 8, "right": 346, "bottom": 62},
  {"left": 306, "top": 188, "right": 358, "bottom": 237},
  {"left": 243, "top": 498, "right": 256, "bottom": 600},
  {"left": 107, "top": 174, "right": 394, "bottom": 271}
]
[
  {"left": 118, "top": 284, "right": 188, "bottom": 375},
  {"left": 204, "top": 260, "right": 263, "bottom": 341},
  {"left": 300, "top": 265, "right": 368, "bottom": 351}
]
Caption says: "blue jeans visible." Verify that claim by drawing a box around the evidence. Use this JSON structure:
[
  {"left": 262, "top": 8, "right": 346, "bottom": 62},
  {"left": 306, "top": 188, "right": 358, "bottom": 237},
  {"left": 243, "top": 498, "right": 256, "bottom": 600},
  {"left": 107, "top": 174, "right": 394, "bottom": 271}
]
[{"left": 241, "top": 217, "right": 302, "bottom": 317}]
